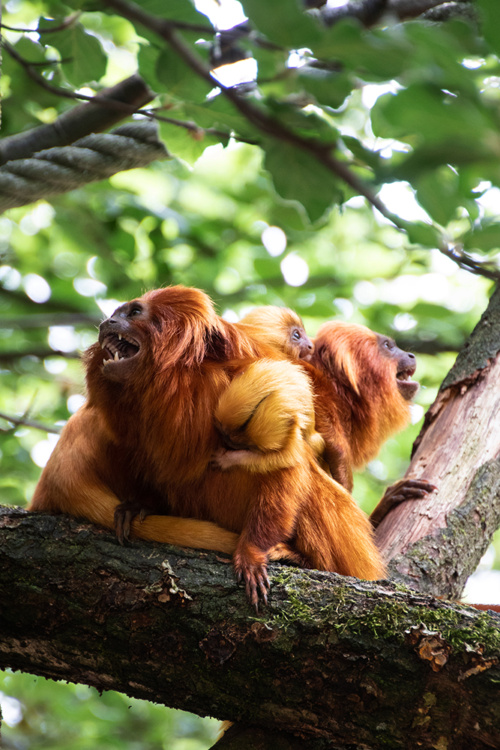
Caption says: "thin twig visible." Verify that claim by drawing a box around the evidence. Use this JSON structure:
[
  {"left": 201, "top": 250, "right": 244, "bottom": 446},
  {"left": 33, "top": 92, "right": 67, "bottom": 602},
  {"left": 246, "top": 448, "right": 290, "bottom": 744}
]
[
  {"left": 2, "top": 40, "right": 152, "bottom": 114},
  {"left": 0, "top": 348, "right": 80, "bottom": 363},
  {"left": 143, "top": 108, "right": 258, "bottom": 145},
  {"left": 0, "top": 14, "right": 81, "bottom": 35},
  {"left": 0, "top": 411, "right": 61, "bottom": 435},
  {"left": 439, "top": 243, "right": 500, "bottom": 282}
]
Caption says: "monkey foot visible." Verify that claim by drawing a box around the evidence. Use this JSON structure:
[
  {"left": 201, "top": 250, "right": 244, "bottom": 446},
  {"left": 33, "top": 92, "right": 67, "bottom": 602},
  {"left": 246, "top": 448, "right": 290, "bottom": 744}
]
[
  {"left": 233, "top": 544, "right": 270, "bottom": 611},
  {"left": 114, "top": 502, "right": 150, "bottom": 544}
]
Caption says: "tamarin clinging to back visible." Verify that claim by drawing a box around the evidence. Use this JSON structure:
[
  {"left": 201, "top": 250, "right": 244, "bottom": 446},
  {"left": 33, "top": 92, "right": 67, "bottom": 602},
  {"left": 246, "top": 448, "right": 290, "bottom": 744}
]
[
  {"left": 236, "top": 305, "right": 314, "bottom": 361},
  {"left": 213, "top": 306, "right": 323, "bottom": 470}
]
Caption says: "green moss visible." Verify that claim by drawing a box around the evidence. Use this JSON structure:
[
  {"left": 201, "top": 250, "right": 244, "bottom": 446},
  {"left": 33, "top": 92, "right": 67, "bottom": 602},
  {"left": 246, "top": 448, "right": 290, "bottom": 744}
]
[{"left": 268, "top": 572, "right": 500, "bottom": 655}]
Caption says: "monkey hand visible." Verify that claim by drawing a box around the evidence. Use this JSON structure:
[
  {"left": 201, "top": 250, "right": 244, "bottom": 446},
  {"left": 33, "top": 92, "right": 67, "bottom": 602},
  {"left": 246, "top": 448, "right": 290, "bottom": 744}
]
[
  {"left": 211, "top": 447, "right": 253, "bottom": 471},
  {"left": 370, "top": 478, "right": 437, "bottom": 528},
  {"left": 114, "top": 501, "right": 150, "bottom": 544},
  {"left": 233, "top": 541, "right": 270, "bottom": 611}
]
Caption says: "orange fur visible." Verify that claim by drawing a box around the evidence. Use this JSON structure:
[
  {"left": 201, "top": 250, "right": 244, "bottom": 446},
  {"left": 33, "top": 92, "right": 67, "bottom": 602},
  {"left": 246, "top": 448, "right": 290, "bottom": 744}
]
[
  {"left": 213, "top": 307, "right": 324, "bottom": 474},
  {"left": 30, "top": 287, "right": 385, "bottom": 608},
  {"left": 212, "top": 317, "right": 419, "bottom": 498},
  {"left": 311, "top": 321, "right": 418, "bottom": 481},
  {"left": 213, "top": 359, "right": 324, "bottom": 473},
  {"left": 237, "top": 306, "right": 313, "bottom": 361}
]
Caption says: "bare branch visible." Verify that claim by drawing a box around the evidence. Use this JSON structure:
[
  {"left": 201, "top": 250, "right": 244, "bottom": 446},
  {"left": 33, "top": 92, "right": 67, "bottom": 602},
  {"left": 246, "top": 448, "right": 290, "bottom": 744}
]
[
  {"left": 320, "top": 0, "right": 477, "bottom": 26},
  {"left": 0, "top": 71, "right": 154, "bottom": 165},
  {"left": 0, "top": 411, "right": 62, "bottom": 435},
  {"left": 0, "top": 13, "right": 81, "bottom": 35},
  {"left": 1, "top": 312, "right": 101, "bottom": 329},
  {"left": 0, "top": 347, "right": 79, "bottom": 363}
]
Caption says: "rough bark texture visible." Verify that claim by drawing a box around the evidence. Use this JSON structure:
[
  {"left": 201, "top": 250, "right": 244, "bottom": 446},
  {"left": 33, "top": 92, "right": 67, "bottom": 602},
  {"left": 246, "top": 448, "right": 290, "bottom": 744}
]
[
  {"left": 1, "top": 505, "right": 500, "bottom": 749},
  {"left": 0, "top": 75, "right": 153, "bottom": 165},
  {"left": 376, "top": 285, "right": 500, "bottom": 598}
]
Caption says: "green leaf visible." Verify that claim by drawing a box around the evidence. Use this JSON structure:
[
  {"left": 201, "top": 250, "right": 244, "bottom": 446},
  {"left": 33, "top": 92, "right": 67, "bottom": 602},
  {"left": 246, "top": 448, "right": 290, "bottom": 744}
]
[
  {"left": 312, "top": 21, "right": 408, "bottom": 81},
  {"left": 13, "top": 36, "right": 47, "bottom": 64},
  {"left": 182, "top": 95, "right": 255, "bottom": 139},
  {"left": 263, "top": 140, "right": 343, "bottom": 223},
  {"left": 44, "top": 22, "right": 107, "bottom": 85},
  {"left": 415, "top": 167, "right": 460, "bottom": 227},
  {"left": 155, "top": 45, "right": 213, "bottom": 103},
  {"left": 252, "top": 46, "right": 289, "bottom": 81},
  {"left": 296, "top": 66, "right": 354, "bottom": 109},
  {"left": 401, "top": 220, "right": 442, "bottom": 248},
  {"left": 477, "top": 0, "right": 500, "bottom": 57},
  {"left": 242, "top": 0, "right": 322, "bottom": 48},
  {"left": 341, "top": 136, "right": 382, "bottom": 171},
  {"left": 371, "top": 84, "right": 494, "bottom": 145},
  {"left": 128, "top": 0, "right": 208, "bottom": 26},
  {"left": 462, "top": 224, "right": 500, "bottom": 252},
  {"left": 158, "top": 120, "right": 228, "bottom": 164}
]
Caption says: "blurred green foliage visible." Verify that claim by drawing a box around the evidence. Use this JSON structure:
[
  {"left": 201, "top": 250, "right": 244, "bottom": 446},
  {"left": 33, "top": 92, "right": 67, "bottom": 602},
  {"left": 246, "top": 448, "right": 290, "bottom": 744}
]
[{"left": 1, "top": 0, "right": 499, "bottom": 747}]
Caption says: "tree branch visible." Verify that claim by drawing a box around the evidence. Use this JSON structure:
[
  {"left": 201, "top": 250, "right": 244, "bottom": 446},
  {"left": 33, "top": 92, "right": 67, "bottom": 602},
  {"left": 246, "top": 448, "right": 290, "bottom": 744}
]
[
  {"left": 0, "top": 411, "right": 61, "bottom": 434},
  {"left": 376, "top": 284, "right": 500, "bottom": 596},
  {"left": 320, "top": 0, "right": 477, "bottom": 26},
  {"left": 0, "top": 347, "right": 79, "bottom": 363},
  {"left": 0, "top": 73, "right": 154, "bottom": 165},
  {"left": 1, "top": 506, "right": 499, "bottom": 749}
]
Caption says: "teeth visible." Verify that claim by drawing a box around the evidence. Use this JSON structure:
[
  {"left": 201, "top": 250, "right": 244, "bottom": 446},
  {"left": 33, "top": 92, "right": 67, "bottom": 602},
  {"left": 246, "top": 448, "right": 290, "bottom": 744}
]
[
  {"left": 114, "top": 351, "right": 120, "bottom": 361},
  {"left": 118, "top": 334, "right": 122, "bottom": 341}
]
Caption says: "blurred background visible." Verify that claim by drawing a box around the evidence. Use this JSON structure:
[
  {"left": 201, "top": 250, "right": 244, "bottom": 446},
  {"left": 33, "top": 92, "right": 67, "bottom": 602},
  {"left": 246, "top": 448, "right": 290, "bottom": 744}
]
[{"left": 1, "top": 0, "right": 499, "bottom": 746}]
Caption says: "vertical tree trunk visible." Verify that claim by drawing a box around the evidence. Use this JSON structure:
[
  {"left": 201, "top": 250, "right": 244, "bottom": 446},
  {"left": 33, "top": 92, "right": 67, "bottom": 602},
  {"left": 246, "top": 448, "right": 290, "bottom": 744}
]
[{"left": 376, "top": 285, "right": 500, "bottom": 597}]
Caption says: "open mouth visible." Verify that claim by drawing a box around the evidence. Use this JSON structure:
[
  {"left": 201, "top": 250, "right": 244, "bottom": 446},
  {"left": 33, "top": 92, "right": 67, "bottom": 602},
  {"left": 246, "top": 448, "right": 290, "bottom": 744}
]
[
  {"left": 396, "top": 365, "right": 419, "bottom": 399},
  {"left": 101, "top": 333, "right": 140, "bottom": 365}
]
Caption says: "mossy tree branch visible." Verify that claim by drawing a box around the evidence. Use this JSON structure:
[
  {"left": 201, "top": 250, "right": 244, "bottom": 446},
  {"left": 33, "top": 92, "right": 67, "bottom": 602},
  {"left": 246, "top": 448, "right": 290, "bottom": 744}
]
[{"left": 1, "top": 506, "right": 500, "bottom": 749}]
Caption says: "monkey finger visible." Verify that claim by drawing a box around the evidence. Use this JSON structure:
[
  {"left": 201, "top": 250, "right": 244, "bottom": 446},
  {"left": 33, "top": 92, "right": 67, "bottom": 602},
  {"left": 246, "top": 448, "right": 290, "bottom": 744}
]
[
  {"left": 114, "top": 509, "right": 132, "bottom": 544},
  {"left": 371, "top": 477, "right": 437, "bottom": 527},
  {"left": 398, "top": 487, "right": 431, "bottom": 500},
  {"left": 245, "top": 577, "right": 259, "bottom": 610},
  {"left": 403, "top": 479, "right": 437, "bottom": 492}
]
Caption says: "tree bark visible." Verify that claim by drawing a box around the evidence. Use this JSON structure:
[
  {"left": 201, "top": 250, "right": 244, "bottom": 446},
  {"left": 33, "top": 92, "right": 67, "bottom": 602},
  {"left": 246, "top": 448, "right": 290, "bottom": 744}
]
[
  {"left": 1, "top": 505, "right": 500, "bottom": 750},
  {"left": 376, "top": 285, "right": 500, "bottom": 598},
  {"left": 0, "top": 75, "right": 154, "bottom": 165}
]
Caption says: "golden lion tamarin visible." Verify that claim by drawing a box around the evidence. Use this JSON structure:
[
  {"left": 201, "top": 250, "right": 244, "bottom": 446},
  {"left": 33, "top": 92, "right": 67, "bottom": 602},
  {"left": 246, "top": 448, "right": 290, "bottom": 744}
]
[
  {"left": 213, "top": 359, "right": 324, "bottom": 472},
  {"left": 213, "top": 316, "right": 434, "bottom": 525},
  {"left": 237, "top": 306, "right": 314, "bottom": 361},
  {"left": 30, "top": 287, "right": 385, "bottom": 608}
]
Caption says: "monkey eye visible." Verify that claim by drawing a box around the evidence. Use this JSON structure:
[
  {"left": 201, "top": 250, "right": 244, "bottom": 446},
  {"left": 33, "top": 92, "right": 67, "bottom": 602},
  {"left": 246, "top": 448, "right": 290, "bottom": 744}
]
[
  {"left": 292, "top": 329, "right": 302, "bottom": 340},
  {"left": 128, "top": 305, "right": 143, "bottom": 318},
  {"left": 383, "top": 339, "right": 395, "bottom": 350}
]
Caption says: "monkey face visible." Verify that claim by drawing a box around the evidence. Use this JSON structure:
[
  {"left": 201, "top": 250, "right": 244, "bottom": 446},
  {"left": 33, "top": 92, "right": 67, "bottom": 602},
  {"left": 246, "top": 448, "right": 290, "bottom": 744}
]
[
  {"left": 97, "top": 300, "right": 146, "bottom": 381},
  {"left": 290, "top": 326, "right": 314, "bottom": 361},
  {"left": 376, "top": 334, "right": 418, "bottom": 400}
]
